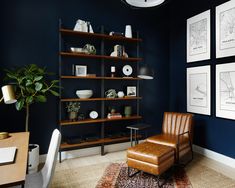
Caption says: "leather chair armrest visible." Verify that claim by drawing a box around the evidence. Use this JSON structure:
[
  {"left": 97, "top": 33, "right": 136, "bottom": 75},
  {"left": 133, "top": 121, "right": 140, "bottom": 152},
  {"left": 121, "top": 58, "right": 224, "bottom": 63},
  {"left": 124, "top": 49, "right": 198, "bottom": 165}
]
[{"left": 176, "top": 131, "right": 192, "bottom": 162}]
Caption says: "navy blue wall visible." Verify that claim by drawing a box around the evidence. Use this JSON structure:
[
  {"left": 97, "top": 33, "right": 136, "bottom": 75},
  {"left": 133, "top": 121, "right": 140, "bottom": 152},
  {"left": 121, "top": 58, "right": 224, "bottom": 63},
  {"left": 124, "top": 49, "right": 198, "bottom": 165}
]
[
  {"left": 0, "top": 0, "right": 170, "bottom": 154},
  {"left": 169, "top": 0, "right": 235, "bottom": 158}
]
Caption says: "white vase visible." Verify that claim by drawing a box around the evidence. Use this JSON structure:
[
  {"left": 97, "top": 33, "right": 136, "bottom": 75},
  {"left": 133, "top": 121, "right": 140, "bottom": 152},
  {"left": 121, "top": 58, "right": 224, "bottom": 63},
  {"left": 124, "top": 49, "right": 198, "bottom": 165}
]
[
  {"left": 28, "top": 144, "right": 39, "bottom": 174},
  {"left": 118, "top": 91, "right": 125, "bottom": 98},
  {"left": 125, "top": 25, "right": 132, "bottom": 38}
]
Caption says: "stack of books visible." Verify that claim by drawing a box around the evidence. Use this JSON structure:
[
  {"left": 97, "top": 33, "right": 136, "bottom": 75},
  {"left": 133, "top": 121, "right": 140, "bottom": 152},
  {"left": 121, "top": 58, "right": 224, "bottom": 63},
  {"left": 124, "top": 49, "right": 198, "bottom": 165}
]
[{"left": 107, "top": 113, "right": 122, "bottom": 119}]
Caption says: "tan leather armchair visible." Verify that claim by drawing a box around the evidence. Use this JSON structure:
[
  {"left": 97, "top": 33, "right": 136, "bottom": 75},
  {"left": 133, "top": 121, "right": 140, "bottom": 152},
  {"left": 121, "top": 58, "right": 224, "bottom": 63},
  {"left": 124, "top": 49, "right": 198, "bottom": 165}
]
[{"left": 146, "top": 112, "right": 193, "bottom": 163}]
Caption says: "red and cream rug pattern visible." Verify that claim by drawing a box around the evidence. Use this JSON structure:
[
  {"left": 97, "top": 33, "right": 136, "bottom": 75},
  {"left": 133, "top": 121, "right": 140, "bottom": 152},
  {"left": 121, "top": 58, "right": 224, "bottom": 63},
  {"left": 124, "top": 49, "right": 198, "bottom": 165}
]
[{"left": 96, "top": 163, "right": 192, "bottom": 188}]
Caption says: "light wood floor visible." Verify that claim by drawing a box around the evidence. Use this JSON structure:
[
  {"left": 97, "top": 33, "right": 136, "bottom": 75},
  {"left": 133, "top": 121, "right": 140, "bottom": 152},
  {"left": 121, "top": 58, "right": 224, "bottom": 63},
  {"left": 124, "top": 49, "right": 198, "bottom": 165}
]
[{"left": 55, "top": 150, "right": 235, "bottom": 181}]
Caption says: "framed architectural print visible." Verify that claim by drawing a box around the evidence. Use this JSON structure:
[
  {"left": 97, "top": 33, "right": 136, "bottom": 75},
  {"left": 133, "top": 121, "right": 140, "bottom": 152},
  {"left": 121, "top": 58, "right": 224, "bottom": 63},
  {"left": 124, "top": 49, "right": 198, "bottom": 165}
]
[
  {"left": 216, "top": 1, "right": 235, "bottom": 58},
  {"left": 187, "top": 65, "right": 211, "bottom": 115},
  {"left": 216, "top": 63, "right": 235, "bottom": 120},
  {"left": 187, "top": 10, "right": 211, "bottom": 63}
]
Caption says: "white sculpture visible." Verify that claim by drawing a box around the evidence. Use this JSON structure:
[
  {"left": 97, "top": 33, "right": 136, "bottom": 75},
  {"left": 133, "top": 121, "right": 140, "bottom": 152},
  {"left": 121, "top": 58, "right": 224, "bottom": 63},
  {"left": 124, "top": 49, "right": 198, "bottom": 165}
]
[{"left": 73, "top": 19, "right": 94, "bottom": 33}]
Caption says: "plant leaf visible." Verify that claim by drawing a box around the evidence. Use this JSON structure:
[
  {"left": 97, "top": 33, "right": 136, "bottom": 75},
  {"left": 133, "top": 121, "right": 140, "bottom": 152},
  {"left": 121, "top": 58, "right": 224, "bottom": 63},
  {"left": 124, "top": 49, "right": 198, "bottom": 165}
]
[
  {"left": 49, "top": 89, "right": 60, "bottom": 96},
  {"left": 26, "top": 96, "right": 33, "bottom": 104},
  {"left": 35, "top": 82, "right": 43, "bottom": 91},
  {"left": 26, "top": 80, "right": 33, "bottom": 86},
  {"left": 34, "top": 76, "right": 43, "bottom": 82},
  {"left": 36, "top": 95, "right": 47, "bottom": 102},
  {"left": 15, "top": 99, "right": 24, "bottom": 111}
]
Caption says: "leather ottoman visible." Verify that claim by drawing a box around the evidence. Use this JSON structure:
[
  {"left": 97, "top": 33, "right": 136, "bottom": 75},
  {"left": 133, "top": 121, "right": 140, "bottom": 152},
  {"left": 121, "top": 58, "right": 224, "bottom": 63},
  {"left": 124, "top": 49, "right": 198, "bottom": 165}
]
[{"left": 127, "top": 142, "right": 175, "bottom": 176}]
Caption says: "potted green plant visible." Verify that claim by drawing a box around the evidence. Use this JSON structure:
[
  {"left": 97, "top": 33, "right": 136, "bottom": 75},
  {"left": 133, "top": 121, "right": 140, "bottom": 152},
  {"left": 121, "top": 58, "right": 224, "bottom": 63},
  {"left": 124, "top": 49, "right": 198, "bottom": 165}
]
[
  {"left": 4, "top": 64, "right": 59, "bottom": 173},
  {"left": 66, "top": 101, "right": 80, "bottom": 121},
  {"left": 4, "top": 64, "right": 59, "bottom": 132}
]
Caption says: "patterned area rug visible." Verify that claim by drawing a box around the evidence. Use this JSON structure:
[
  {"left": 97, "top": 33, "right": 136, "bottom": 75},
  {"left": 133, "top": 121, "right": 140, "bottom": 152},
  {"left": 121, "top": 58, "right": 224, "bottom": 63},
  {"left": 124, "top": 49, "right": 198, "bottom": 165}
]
[{"left": 96, "top": 163, "right": 192, "bottom": 188}]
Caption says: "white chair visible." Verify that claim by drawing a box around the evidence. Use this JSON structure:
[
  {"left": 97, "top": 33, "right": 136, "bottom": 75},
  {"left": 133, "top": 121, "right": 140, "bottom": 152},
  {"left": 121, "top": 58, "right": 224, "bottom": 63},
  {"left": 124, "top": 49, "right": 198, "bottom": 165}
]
[{"left": 14, "top": 129, "right": 61, "bottom": 188}]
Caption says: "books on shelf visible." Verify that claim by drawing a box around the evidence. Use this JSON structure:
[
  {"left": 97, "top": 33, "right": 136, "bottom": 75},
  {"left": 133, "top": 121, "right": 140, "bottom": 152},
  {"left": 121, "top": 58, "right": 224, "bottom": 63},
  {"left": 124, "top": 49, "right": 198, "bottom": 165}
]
[{"left": 107, "top": 113, "right": 122, "bottom": 119}]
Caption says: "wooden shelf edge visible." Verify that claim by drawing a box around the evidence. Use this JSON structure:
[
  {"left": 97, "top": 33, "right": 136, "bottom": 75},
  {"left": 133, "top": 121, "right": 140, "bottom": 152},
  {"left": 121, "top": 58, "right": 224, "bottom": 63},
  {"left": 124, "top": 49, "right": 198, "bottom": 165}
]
[
  {"left": 60, "top": 52, "right": 142, "bottom": 61},
  {"left": 60, "top": 28, "right": 142, "bottom": 42},
  {"left": 60, "top": 97, "right": 142, "bottom": 102},
  {"left": 60, "top": 75, "right": 141, "bottom": 80},
  {"left": 60, "top": 115, "right": 142, "bottom": 126},
  {"left": 60, "top": 135, "right": 142, "bottom": 150}
]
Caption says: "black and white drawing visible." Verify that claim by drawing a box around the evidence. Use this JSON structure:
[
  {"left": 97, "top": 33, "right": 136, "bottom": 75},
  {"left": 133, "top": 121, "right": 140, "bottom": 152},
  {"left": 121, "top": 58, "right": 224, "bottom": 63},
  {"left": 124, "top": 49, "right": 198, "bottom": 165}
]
[
  {"left": 187, "top": 10, "right": 210, "bottom": 63},
  {"left": 216, "top": 63, "right": 235, "bottom": 120},
  {"left": 75, "top": 65, "right": 87, "bottom": 76},
  {"left": 187, "top": 66, "right": 211, "bottom": 115},
  {"left": 216, "top": 1, "right": 235, "bottom": 58},
  {"left": 127, "top": 86, "right": 136, "bottom": 96}
]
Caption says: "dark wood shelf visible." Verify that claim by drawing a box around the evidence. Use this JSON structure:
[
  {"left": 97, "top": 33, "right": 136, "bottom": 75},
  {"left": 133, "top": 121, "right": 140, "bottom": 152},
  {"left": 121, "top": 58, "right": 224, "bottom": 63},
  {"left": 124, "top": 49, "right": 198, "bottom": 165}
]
[
  {"left": 60, "top": 115, "right": 142, "bottom": 126},
  {"left": 60, "top": 52, "right": 142, "bottom": 62},
  {"left": 60, "top": 75, "right": 141, "bottom": 80},
  {"left": 60, "top": 135, "right": 142, "bottom": 150},
  {"left": 60, "top": 28, "right": 142, "bottom": 43},
  {"left": 60, "top": 97, "right": 142, "bottom": 102}
]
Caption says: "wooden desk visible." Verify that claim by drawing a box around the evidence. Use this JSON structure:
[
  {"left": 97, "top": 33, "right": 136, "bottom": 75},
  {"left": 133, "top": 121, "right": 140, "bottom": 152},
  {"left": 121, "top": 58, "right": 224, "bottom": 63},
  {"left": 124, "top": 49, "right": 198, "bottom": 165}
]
[{"left": 0, "top": 132, "right": 29, "bottom": 187}]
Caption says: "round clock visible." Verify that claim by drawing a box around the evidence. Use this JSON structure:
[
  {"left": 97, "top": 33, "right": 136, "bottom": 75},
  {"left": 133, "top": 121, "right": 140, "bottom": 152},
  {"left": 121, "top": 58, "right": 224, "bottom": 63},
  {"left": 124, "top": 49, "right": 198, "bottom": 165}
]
[
  {"left": 122, "top": 65, "right": 133, "bottom": 76},
  {"left": 89, "top": 111, "right": 98, "bottom": 119}
]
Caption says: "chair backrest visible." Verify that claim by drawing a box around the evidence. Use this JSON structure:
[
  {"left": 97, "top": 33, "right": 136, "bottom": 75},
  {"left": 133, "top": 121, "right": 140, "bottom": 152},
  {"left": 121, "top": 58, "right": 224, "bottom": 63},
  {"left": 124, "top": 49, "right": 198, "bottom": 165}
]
[
  {"left": 41, "top": 129, "right": 61, "bottom": 188},
  {"left": 162, "top": 112, "right": 193, "bottom": 139}
]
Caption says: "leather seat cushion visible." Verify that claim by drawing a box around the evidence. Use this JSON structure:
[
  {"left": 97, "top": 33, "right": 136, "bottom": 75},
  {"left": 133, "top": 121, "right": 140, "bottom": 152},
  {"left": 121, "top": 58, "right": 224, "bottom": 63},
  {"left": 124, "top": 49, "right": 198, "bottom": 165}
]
[
  {"left": 127, "top": 142, "right": 174, "bottom": 165},
  {"left": 146, "top": 134, "right": 190, "bottom": 151}
]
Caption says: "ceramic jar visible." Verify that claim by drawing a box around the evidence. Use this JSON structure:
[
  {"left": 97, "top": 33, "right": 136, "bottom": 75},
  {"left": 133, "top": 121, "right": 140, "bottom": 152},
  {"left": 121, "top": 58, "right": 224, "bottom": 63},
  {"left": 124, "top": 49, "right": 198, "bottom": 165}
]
[{"left": 117, "top": 91, "right": 125, "bottom": 98}]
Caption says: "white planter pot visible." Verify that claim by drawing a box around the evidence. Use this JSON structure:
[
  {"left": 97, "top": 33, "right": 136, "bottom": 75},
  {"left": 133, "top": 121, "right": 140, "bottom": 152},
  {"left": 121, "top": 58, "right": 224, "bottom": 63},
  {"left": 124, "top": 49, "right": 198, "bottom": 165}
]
[{"left": 28, "top": 144, "right": 39, "bottom": 174}]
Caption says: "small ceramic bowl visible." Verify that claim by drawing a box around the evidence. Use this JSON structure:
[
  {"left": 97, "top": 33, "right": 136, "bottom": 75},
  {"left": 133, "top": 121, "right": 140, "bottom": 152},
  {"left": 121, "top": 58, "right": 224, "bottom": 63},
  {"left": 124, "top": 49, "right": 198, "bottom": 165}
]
[
  {"left": 76, "top": 90, "right": 93, "bottom": 99},
  {"left": 70, "top": 47, "right": 83, "bottom": 53}
]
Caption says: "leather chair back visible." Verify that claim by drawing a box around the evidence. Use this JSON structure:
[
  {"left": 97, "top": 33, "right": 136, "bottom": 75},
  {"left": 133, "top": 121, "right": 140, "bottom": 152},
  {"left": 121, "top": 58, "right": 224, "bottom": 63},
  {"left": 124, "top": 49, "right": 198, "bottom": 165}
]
[{"left": 162, "top": 112, "right": 193, "bottom": 141}]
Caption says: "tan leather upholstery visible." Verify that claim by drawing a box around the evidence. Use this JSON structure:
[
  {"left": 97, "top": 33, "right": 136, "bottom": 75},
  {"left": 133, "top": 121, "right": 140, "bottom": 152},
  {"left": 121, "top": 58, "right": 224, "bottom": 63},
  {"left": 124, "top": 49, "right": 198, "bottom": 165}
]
[
  {"left": 147, "top": 112, "right": 193, "bottom": 161},
  {"left": 127, "top": 142, "right": 174, "bottom": 175}
]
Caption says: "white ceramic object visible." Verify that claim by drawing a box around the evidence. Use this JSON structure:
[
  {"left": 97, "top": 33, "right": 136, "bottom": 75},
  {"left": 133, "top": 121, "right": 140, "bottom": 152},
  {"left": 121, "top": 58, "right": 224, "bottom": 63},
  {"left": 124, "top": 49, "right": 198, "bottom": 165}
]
[
  {"left": 70, "top": 47, "right": 84, "bottom": 53},
  {"left": 89, "top": 111, "right": 98, "bottom": 119},
  {"left": 28, "top": 144, "right": 39, "bottom": 174},
  {"left": 125, "top": 25, "right": 132, "bottom": 38},
  {"left": 122, "top": 65, "right": 133, "bottom": 76},
  {"left": 76, "top": 90, "right": 93, "bottom": 99},
  {"left": 117, "top": 91, "right": 125, "bottom": 98}
]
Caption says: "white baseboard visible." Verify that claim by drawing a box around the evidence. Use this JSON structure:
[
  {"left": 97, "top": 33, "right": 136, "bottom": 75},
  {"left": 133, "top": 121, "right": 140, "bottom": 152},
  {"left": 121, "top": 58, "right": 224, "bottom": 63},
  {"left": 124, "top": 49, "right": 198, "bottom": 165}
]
[
  {"left": 193, "top": 144, "right": 235, "bottom": 168},
  {"left": 40, "top": 142, "right": 235, "bottom": 169}
]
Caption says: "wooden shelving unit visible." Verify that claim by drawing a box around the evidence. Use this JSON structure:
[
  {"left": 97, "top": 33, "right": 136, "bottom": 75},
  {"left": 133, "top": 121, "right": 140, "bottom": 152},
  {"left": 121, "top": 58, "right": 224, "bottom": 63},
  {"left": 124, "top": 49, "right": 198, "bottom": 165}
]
[
  {"left": 60, "top": 96, "right": 142, "bottom": 102},
  {"left": 60, "top": 135, "right": 142, "bottom": 150},
  {"left": 60, "top": 28, "right": 142, "bottom": 42},
  {"left": 58, "top": 20, "right": 142, "bottom": 161},
  {"left": 60, "top": 115, "right": 142, "bottom": 126},
  {"left": 60, "top": 52, "right": 142, "bottom": 62},
  {"left": 61, "top": 75, "right": 141, "bottom": 80}
]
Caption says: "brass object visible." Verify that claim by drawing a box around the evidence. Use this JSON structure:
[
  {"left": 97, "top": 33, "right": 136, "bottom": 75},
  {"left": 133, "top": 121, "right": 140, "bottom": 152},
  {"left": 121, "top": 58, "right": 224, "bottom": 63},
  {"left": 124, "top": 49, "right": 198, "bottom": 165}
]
[
  {"left": 1, "top": 85, "right": 17, "bottom": 104},
  {"left": 0, "top": 132, "right": 9, "bottom": 140}
]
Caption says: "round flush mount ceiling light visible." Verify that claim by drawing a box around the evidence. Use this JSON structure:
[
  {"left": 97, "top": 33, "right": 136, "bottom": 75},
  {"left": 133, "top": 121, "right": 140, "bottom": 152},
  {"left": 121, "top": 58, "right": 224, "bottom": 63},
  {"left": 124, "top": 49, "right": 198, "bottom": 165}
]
[{"left": 124, "top": 0, "right": 166, "bottom": 8}]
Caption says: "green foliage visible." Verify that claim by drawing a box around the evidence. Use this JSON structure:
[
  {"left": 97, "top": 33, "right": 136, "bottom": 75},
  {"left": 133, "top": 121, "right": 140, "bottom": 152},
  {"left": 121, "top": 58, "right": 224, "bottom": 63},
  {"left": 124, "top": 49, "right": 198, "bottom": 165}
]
[
  {"left": 4, "top": 64, "right": 60, "bottom": 111},
  {"left": 66, "top": 102, "right": 80, "bottom": 113}
]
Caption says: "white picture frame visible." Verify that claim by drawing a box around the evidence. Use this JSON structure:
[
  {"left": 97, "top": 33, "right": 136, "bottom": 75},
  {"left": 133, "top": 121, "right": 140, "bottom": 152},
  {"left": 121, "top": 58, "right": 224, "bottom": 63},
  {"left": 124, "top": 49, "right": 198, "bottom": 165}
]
[
  {"left": 216, "top": 62, "right": 235, "bottom": 120},
  {"left": 216, "top": 1, "right": 235, "bottom": 58},
  {"left": 127, "top": 86, "right": 136, "bottom": 97},
  {"left": 187, "top": 65, "right": 211, "bottom": 115},
  {"left": 187, "top": 10, "right": 211, "bottom": 63},
  {"left": 75, "top": 65, "right": 87, "bottom": 76}
]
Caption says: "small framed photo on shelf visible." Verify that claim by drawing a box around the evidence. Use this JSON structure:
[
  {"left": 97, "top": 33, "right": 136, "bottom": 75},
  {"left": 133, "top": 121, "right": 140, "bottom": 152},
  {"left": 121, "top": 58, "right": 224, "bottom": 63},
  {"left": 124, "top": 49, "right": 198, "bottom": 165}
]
[
  {"left": 75, "top": 65, "right": 87, "bottom": 76},
  {"left": 127, "top": 86, "right": 136, "bottom": 96}
]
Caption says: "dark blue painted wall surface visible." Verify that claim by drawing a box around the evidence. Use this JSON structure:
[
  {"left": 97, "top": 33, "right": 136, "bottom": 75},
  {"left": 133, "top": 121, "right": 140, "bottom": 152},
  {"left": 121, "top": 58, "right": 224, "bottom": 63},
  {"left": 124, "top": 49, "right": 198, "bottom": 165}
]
[
  {"left": 0, "top": 0, "right": 170, "bottom": 154},
  {"left": 169, "top": 0, "right": 235, "bottom": 158}
]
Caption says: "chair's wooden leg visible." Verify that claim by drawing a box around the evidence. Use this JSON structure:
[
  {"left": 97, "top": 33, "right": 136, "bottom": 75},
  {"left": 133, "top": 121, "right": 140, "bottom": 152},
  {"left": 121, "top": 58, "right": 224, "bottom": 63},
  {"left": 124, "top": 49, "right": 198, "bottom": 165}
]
[{"left": 128, "top": 167, "right": 141, "bottom": 177}]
